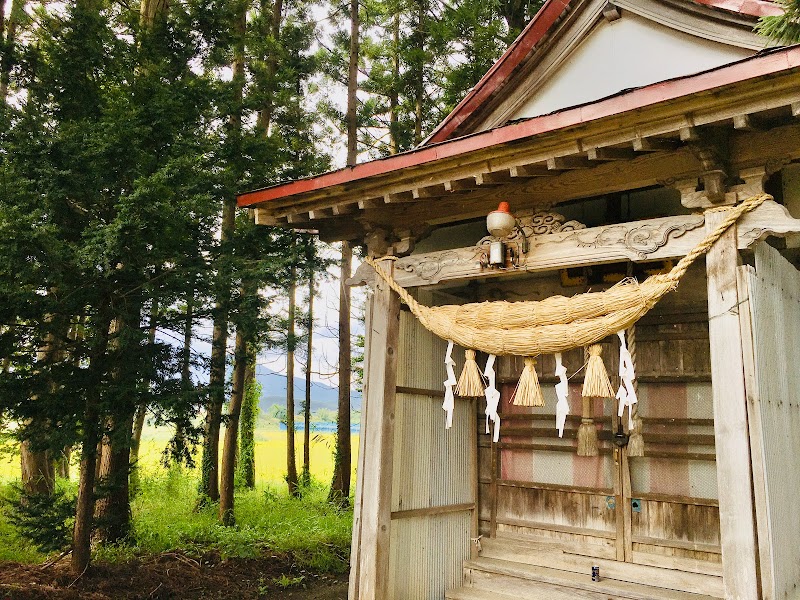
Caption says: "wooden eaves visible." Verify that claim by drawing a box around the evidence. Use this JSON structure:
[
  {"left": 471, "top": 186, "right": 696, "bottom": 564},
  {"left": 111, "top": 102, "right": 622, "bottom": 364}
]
[{"left": 237, "top": 46, "right": 800, "bottom": 243}]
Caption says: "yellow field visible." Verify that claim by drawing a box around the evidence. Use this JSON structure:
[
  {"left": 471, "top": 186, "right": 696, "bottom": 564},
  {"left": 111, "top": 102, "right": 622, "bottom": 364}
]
[{"left": 0, "top": 430, "right": 359, "bottom": 486}]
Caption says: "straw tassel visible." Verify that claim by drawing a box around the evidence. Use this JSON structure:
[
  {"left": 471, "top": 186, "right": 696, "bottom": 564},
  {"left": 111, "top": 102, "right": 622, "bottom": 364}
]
[
  {"left": 456, "top": 349, "right": 485, "bottom": 397},
  {"left": 627, "top": 415, "right": 645, "bottom": 456},
  {"left": 512, "top": 357, "right": 545, "bottom": 407},
  {"left": 582, "top": 344, "right": 614, "bottom": 399},
  {"left": 577, "top": 396, "right": 599, "bottom": 457}
]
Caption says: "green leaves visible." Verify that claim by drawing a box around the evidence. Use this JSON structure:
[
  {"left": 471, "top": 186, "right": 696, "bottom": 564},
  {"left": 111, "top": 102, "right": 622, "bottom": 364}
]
[{"left": 756, "top": 1, "right": 800, "bottom": 45}]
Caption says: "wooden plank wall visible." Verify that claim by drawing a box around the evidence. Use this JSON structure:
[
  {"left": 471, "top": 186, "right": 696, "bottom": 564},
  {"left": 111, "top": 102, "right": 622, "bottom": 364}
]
[
  {"left": 388, "top": 302, "right": 476, "bottom": 600},
  {"left": 743, "top": 243, "right": 800, "bottom": 600}
]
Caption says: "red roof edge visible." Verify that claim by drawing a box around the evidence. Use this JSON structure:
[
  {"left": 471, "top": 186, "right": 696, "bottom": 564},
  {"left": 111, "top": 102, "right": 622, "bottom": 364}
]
[
  {"left": 424, "top": 0, "right": 781, "bottom": 146},
  {"left": 424, "top": 0, "right": 572, "bottom": 146},
  {"left": 238, "top": 46, "right": 800, "bottom": 209}
]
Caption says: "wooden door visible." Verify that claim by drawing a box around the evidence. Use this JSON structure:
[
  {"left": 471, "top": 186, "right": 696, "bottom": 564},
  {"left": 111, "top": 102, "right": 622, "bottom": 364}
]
[
  {"left": 479, "top": 348, "right": 623, "bottom": 561},
  {"left": 625, "top": 381, "right": 722, "bottom": 574},
  {"left": 480, "top": 324, "right": 723, "bottom": 574}
]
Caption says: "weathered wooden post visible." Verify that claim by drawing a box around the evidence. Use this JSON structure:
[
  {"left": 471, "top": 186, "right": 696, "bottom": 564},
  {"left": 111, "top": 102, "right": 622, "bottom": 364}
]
[
  {"left": 349, "top": 259, "right": 400, "bottom": 600},
  {"left": 705, "top": 209, "right": 759, "bottom": 599}
]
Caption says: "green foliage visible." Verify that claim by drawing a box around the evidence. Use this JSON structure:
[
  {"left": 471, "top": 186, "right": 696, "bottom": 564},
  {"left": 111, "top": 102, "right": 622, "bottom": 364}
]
[
  {"left": 0, "top": 483, "right": 43, "bottom": 563},
  {"left": 5, "top": 484, "right": 76, "bottom": 554},
  {"left": 319, "top": 0, "right": 540, "bottom": 158},
  {"left": 756, "top": 1, "right": 800, "bottom": 44},
  {"left": 87, "top": 470, "right": 353, "bottom": 573},
  {"left": 273, "top": 574, "right": 306, "bottom": 588}
]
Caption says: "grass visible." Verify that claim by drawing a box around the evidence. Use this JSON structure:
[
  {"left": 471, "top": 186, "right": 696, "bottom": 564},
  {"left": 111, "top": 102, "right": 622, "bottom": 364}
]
[{"left": 0, "top": 430, "right": 358, "bottom": 572}]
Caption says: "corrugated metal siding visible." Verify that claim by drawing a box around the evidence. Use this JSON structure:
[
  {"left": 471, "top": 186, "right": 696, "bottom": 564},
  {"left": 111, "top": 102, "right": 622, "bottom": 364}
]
[
  {"left": 396, "top": 307, "right": 447, "bottom": 389},
  {"left": 393, "top": 393, "right": 475, "bottom": 511},
  {"left": 388, "top": 306, "right": 475, "bottom": 600},
  {"left": 389, "top": 512, "right": 473, "bottom": 600},
  {"left": 748, "top": 243, "right": 800, "bottom": 600}
]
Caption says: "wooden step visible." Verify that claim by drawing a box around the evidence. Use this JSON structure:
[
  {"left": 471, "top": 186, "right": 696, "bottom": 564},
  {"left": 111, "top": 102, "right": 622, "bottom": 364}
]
[
  {"left": 445, "top": 587, "right": 519, "bottom": 600},
  {"left": 480, "top": 536, "right": 724, "bottom": 597},
  {"left": 465, "top": 557, "right": 723, "bottom": 600}
]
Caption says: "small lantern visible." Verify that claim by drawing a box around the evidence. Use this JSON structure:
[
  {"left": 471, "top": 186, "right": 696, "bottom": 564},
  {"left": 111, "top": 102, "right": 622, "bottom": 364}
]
[
  {"left": 486, "top": 202, "right": 516, "bottom": 266},
  {"left": 486, "top": 201, "right": 516, "bottom": 237}
]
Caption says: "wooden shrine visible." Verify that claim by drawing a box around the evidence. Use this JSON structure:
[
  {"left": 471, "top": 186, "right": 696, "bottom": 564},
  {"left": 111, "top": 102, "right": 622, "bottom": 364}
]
[{"left": 238, "top": 1, "right": 800, "bottom": 598}]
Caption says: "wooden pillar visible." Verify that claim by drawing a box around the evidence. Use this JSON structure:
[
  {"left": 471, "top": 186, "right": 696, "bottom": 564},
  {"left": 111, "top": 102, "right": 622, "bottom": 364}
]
[
  {"left": 705, "top": 211, "right": 760, "bottom": 600},
  {"left": 348, "top": 260, "right": 400, "bottom": 600}
]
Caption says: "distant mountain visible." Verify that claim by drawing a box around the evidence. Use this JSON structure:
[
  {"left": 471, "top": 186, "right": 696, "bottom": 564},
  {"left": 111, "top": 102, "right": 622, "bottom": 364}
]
[{"left": 255, "top": 368, "right": 361, "bottom": 414}]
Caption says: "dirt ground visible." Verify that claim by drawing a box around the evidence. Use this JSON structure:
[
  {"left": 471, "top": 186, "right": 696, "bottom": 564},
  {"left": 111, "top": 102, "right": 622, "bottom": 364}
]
[{"left": 0, "top": 553, "right": 348, "bottom": 600}]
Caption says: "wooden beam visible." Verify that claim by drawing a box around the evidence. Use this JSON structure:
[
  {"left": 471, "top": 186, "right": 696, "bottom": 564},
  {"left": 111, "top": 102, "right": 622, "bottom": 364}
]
[
  {"left": 348, "top": 200, "right": 800, "bottom": 287},
  {"left": 332, "top": 203, "right": 356, "bottom": 216},
  {"left": 384, "top": 191, "right": 414, "bottom": 204},
  {"left": 509, "top": 164, "right": 550, "bottom": 177},
  {"left": 358, "top": 197, "right": 384, "bottom": 210},
  {"left": 351, "top": 260, "right": 400, "bottom": 600},
  {"left": 547, "top": 155, "right": 591, "bottom": 170},
  {"left": 412, "top": 184, "right": 447, "bottom": 199},
  {"left": 286, "top": 212, "right": 309, "bottom": 224},
  {"left": 475, "top": 170, "right": 512, "bottom": 185},
  {"left": 444, "top": 178, "right": 479, "bottom": 192},
  {"left": 633, "top": 136, "right": 680, "bottom": 152},
  {"left": 679, "top": 126, "right": 700, "bottom": 142},
  {"left": 733, "top": 114, "right": 760, "bottom": 132},
  {"left": 309, "top": 207, "right": 333, "bottom": 220},
  {"left": 705, "top": 210, "right": 759, "bottom": 600},
  {"left": 587, "top": 147, "right": 635, "bottom": 161},
  {"left": 254, "top": 208, "right": 282, "bottom": 226}
]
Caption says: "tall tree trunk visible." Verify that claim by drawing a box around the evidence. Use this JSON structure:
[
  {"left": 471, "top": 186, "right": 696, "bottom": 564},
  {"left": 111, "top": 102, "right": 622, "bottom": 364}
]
[
  {"left": 238, "top": 358, "right": 257, "bottom": 489},
  {"left": 286, "top": 260, "right": 299, "bottom": 497},
  {"left": 56, "top": 447, "right": 71, "bottom": 480},
  {"left": 256, "top": 0, "right": 283, "bottom": 133},
  {"left": 219, "top": 327, "right": 248, "bottom": 525},
  {"left": 389, "top": 9, "right": 399, "bottom": 155},
  {"left": 501, "top": 0, "right": 534, "bottom": 34},
  {"left": 413, "top": 0, "right": 426, "bottom": 145},
  {"left": 20, "top": 443, "right": 54, "bottom": 496},
  {"left": 139, "top": 0, "right": 168, "bottom": 28},
  {"left": 1, "top": 326, "right": 11, "bottom": 373},
  {"left": 71, "top": 316, "right": 111, "bottom": 575},
  {"left": 0, "top": 0, "right": 23, "bottom": 105},
  {"left": 199, "top": 0, "right": 245, "bottom": 504},
  {"left": 328, "top": 242, "right": 352, "bottom": 505},
  {"left": 301, "top": 274, "right": 314, "bottom": 487},
  {"left": 95, "top": 311, "right": 139, "bottom": 544},
  {"left": 21, "top": 319, "right": 62, "bottom": 497},
  {"left": 346, "top": 0, "right": 359, "bottom": 166},
  {"left": 170, "top": 290, "right": 193, "bottom": 464},
  {"left": 94, "top": 412, "right": 133, "bottom": 543},
  {"left": 72, "top": 403, "right": 99, "bottom": 575},
  {"left": 130, "top": 304, "right": 157, "bottom": 493},
  {"left": 55, "top": 318, "right": 85, "bottom": 481}
]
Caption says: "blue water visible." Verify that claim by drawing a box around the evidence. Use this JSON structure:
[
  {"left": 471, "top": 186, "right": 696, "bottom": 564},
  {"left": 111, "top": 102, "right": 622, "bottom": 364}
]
[{"left": 279, "top": 421, "right": 360, "bottom": 434}]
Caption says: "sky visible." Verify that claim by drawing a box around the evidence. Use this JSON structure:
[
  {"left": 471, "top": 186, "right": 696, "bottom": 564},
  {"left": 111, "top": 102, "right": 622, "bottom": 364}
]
[{"left": 189, "top": 245, "right": 367, "bottom": 392}]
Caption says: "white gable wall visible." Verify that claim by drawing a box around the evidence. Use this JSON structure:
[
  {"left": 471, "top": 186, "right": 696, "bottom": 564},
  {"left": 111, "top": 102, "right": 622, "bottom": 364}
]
[{"left": 509, "top": 12, "right": 752, "bottom": 122}]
